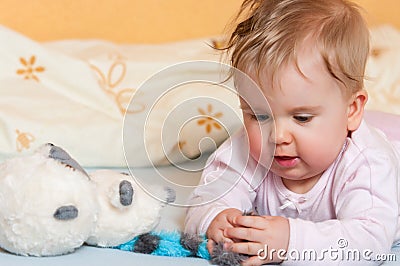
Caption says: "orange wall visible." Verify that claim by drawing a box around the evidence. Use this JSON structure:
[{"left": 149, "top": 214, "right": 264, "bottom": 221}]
[
  {"left": 0, "top": 0, "right": 398, "bottom": 43},
  {"left": 354, "top": 0, "right": 400, "bottom": 28},
  {"left": 0, "top": 0, "right": 243, "bottom": 43}
]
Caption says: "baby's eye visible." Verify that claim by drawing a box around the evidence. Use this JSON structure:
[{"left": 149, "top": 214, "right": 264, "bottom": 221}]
[
  {"left": 251, "top": 114, "right": 271, "bottom": 122},
  {"left": 293, "top": 115, "right": 313, "bottom": 123}
]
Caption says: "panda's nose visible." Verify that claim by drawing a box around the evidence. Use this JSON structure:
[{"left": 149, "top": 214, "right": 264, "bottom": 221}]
[
  {"left": 119, "top": 180, "right": 134, "bottom": 206},
  {"left": 53, "top": 205, "right": 79, "bottom": 220}
]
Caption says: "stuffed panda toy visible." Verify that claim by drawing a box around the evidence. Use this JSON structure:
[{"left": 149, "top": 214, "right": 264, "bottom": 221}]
[
  {"left": 0, "top": 143, "right": 174, "bottom": 256},
  {"left": 0, "top": 143, "right": 98, "bottom": 256},
  {"left": 86, "top": 169, "right": 175, "bottom": 247},
  {"left": 0, "top": 143, "right": 245, "bottom": 266}
]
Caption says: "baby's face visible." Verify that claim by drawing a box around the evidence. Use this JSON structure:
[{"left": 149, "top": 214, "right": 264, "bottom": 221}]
[{"left": 238, "top": 42, "right": 352, "bottom": 193}]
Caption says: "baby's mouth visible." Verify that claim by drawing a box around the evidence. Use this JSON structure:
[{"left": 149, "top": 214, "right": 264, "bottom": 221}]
[{"left": 274, "top": 156, "right": 299, "bottom": 168}]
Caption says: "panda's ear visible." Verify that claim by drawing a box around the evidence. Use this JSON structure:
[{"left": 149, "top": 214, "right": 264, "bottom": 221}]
[
  {"left": 42, "top": 143, "right": 89, "bottom": 177},
  {"left": 164, "top": 187, "right": 176, "bottom": 204}
]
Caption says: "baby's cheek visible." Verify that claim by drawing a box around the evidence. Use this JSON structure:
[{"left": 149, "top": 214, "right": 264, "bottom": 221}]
[
  {"left": 250, "top": 135, "right": 274, "bottom": 167},
  {"left": 302, "top": 136, "right": 342, "bottom": 169},
  {"left": 245, "top": 122, "right": 274, "bottom": 167},
  {"left": 247, "top": 127, "right": 262, "bottom": 156}
]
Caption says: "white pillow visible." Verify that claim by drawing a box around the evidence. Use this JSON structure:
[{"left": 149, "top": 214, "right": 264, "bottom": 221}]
[
  {"left": 365, "top": 25, "right": 400, "bottom": 115},
  {"left": 0, "top": 26, "right": 242, "bottom": 167}
]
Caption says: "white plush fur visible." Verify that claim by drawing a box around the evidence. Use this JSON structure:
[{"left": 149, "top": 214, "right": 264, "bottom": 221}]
[
  {"left": 85, "top": 169, "right": 167, "bottom": 247},
  {"left": 0, "top": 149, "right": 98, "bottom": 256},
  {"left": 0, "top": 144, "right": 169, "bottom": 256}
]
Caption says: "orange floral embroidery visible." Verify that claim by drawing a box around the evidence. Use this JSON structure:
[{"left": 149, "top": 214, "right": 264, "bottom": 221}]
[
  {"left": 197, "top": 104, "right": 223, "bottom": 134},
  {"left": 15, "top": 129, "right": 35, "bottom": 152},
  {"left": 16, "top": 55, "right": 45, "bottom": 82},
  {"left": 90, "top": 55, "right": 144, "bottom": 114}
]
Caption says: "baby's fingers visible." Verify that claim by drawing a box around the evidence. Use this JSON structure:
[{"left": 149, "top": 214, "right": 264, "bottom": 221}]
[
  {"left": 227, "top": 242, "right": 286, "bottom": 265},
  {"left": 224, "top": 242, "right": 269, "bottom": 266},
  {"left": 225, "top": 241, "right": 264, "bottom": 257},
  {"left": 224, "top": 227, "right": 265, "bottom": 243},
  {"left": 234, "top": 215, "right": 269, "bottom": 229},
  {"left": 207, "top": 233, "right": 233, "bottom": 254},
  {"left": 207, "top": 239, "right": 216, "bottom": 255}
]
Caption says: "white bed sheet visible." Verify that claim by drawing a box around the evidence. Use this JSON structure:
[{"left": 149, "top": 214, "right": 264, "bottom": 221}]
[{"left": 0, "top": 158, "right": 212, "bottom": 266}]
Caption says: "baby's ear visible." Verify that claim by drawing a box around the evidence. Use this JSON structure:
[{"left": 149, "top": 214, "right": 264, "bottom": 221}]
[{"left": 347, "top": 90, "right": 368, "bottom": 132}]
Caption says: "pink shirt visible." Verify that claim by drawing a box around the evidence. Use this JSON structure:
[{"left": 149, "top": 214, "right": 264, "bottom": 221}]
[{"left": 185, "top": 119, "right": 400, "bottom": 264}]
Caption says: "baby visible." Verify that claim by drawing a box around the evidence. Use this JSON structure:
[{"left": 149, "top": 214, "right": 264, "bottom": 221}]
[{"left": 185, "top": 0, "right": 400, "bottom": 265}]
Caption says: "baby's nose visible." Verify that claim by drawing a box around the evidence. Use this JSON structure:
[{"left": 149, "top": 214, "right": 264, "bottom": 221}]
[{"left": 269, "top": 120, "right": 292, "bottom": 144}]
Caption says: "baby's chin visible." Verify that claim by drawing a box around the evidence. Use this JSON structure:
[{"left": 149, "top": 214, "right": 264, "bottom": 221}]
[
  {"left": 274, "top": 166, "right": 325, "bottom": 192},
  {"left": 270, "top": 160, "right": 317, "bottom": 180}
]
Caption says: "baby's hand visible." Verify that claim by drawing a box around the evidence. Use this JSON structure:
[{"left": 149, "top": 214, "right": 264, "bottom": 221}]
[
  {"left": 206, "top": 208, "right": 243, "bottom": 254},
  {"left": 223, "top": 215, "right": 289, "bottom": 265}
]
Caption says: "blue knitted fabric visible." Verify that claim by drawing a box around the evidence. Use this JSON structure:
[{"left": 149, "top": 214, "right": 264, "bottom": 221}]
[{"left": 114, "top": 231, "right": 210, "bottom": 260}]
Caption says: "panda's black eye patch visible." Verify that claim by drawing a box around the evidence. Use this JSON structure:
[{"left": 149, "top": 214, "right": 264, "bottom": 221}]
[
  {"left": 54, "top": 205, "right": 78, "bottom": 220},
  {"left": 119, "top": 180, "right": 134, "bottom": 206}
]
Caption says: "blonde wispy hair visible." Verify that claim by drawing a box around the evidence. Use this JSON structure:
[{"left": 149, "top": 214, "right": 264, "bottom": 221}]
[{"left": 224, "top": 0, "right": 370, "bottom": 96}]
